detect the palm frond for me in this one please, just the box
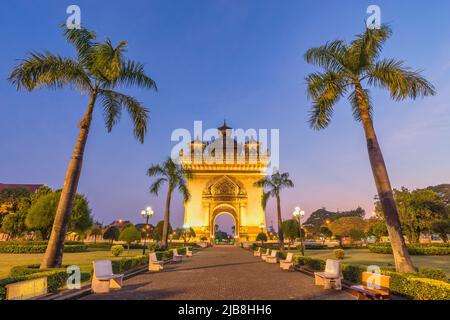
[62,24,96,67]
[118,60,157,91]
[98,90,148,143]
[147,164,166,177]
[350,24,392,70]
[8,51,92,92]
[304,40,348,73]
[150,177,167,196]
[98,90,122,132]
[177,181,191,202]
[261,191,271,210]
[366,58,436,100]
[91,39,127,83]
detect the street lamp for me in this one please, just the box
[293,207,306,256]
[140,206,154,255]
[259,223,265,233]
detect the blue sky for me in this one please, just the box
[1,0,449,233]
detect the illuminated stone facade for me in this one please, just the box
[181,122,269,243]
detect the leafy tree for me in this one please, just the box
[349,229,366,243]
[282,219,301,249]
[25,190,92,240]
[136,223,154,239]
[254,171,294,251]
[89,224,102,243]
[103,226,120,245]
[304,207,365,235]
[153,220,172,243]
[9,25,157,268]
[431,220,450,243]
[176,227,196,244]
[147,158,192,249]
[1,211,27,239]
[119,225,141,253]
[318,226,333,245]
[0,188,31,216]
[256,232,268,245]
[329,217,367,247]
[367,218,388,243]
[304,24,435,272]
[381,188,448,243]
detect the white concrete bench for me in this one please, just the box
[148,252,164,272]
[261,249,271,261]
[280,252,294,270]
[253,247,262,257]
[265,250,278,264]
[314,259,342,290]
[186,247,193,257]
[92,260,124,294]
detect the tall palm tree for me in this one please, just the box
[8,26,157,268]
[304,25,435,272]
[147,158,192,249]
[254,172,294,251]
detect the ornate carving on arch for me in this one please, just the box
[202,176,247,198]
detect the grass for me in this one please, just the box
[0,248,144,280]
[292,248,450,276]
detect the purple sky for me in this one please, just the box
[1,1,450,234]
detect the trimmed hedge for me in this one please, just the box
[293,256,326,271]
[0,244,88,254]
[383,271,450,300]
[111,255,148,274]
[368,243,450,256]
[0,241,83,246]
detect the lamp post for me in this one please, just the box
[140,206,154,255]
[293,207,306,256]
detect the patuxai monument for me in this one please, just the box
[180,122,270,243]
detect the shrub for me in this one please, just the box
[368,243,450,255]
[304,244,328,250]
[293,256,325,271]
[341,264,367,284]
[418,268,448,282]
[383,271,450,300]
[111,245,124,257]
[0,244,87,254]
[111,255,147,274]
[334,249,345,260]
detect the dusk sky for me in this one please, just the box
[1,0,449,234]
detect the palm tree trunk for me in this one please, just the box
[356,85,415,273]
[161,187,172,249]
[276,194,284,251]
[40,93,97,269]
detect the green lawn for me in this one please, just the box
[295,248,450,276]
[0,248,144,280]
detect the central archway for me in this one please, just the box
[210,203,239,243]
[213,212,236,244]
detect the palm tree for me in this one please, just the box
[304,25,435,272]
[147,158,192,249]
[254,172,294,251]
[8,26,157,268]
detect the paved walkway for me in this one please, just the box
[81,246,354,300]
